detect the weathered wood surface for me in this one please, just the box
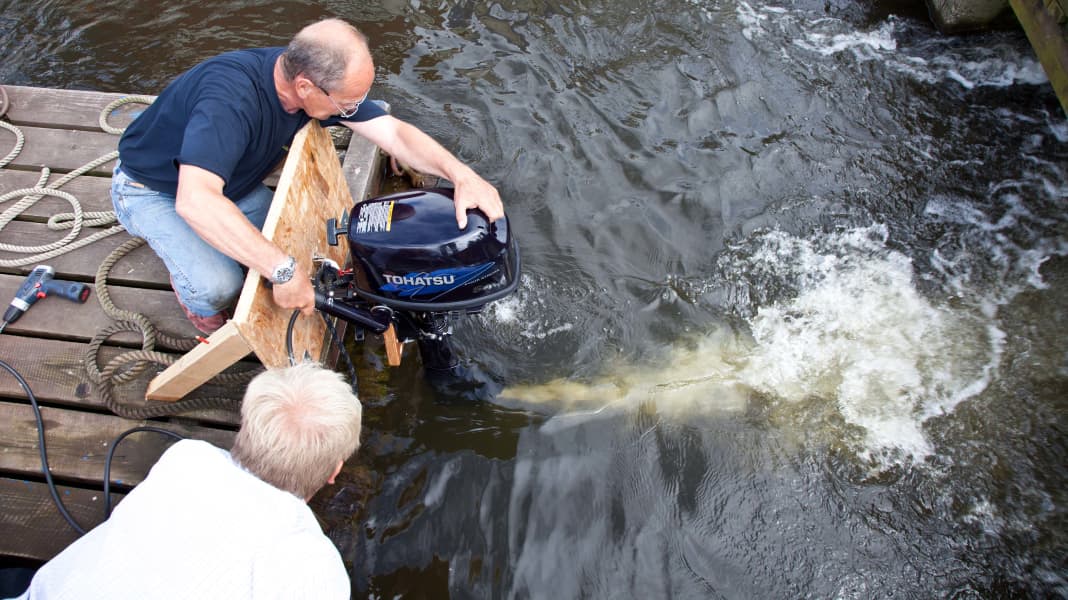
[0,477,124,560]
[0,87,234,563]
[0,222,168,285]
[0,273,197,345]
[0,337,244,427]
[1,126,118,176]
[0,402,233,486]
[2,85,149,131]
[1011,0,1068,116]
[0,171,113,219]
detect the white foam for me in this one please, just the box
[735,3,1048,90]
[483,276,577,341]
[735,227,998,466]
[504,226,1004,471]
[794,20,897,58]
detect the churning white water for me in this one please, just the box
[500,225,1001,470]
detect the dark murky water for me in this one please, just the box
[3,0,1066,597]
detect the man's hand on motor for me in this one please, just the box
[272,275,316,316]
[453,174,503,229]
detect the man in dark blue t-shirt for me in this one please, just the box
[111,18,503,333]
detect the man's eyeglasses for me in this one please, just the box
[316,83,369,118]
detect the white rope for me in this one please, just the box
[0,120,24,169]
[0,92,153,266]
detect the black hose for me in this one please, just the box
[0,358,87,535]
[286,309,300,365]
[285,305,359,394]
[103,426,184,518]
[0,357,186,535]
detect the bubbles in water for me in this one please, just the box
[483,275,577,341]
[502,226,1001,471]
[735,1,1047,89]
[735,227,998,466]
[794,19,898,58]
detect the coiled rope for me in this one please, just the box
[0,95,155,266]
[1,87,255,417]
[84,238,258,419]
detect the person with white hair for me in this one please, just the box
[11,363,363,600]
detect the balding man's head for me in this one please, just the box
[280,18,371,91]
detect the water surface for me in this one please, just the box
[2,0,1065,597]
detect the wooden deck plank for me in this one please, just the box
[1,126,119,176]
[2,85,151,132]
[0,273,199,346]
[0,337,242,426]
[0,477,123,561]
[0,402,234,486]
[0,171,113,220]
[0,223,168,286]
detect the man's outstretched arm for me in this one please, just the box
[345,115,503,229]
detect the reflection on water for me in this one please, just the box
[3,0,1066,597]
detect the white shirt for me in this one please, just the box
[15,439,349,600]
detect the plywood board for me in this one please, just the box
[232,121,354,368]
[144,321,254,402]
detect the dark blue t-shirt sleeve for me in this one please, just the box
[178,98,250,186]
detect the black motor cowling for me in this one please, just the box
[340,188,520,312]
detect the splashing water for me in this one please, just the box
[501,226,999,469]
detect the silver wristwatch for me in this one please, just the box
[270,255,297,284]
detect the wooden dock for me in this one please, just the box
[0,85,380,562]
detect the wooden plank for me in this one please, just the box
[0,223,168,286]
[0,273,200,347]
[383,325,403,366]
[1,85,152,132]
[0,401,234,486]
[0,170,113,220]
[145,321,252,402]
[1011,0,1068,116]
[0,337,241,426]
[1,126,119,176]
[231,121,353,368]
[0,477,123,561]
[342,127,384,203]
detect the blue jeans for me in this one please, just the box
[110,161,274,317]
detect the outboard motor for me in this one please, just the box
[320,188,520,381]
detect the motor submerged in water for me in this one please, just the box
[317,187,520,394]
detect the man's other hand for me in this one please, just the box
[453,175,503,229]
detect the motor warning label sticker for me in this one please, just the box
[355,201,394,234]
